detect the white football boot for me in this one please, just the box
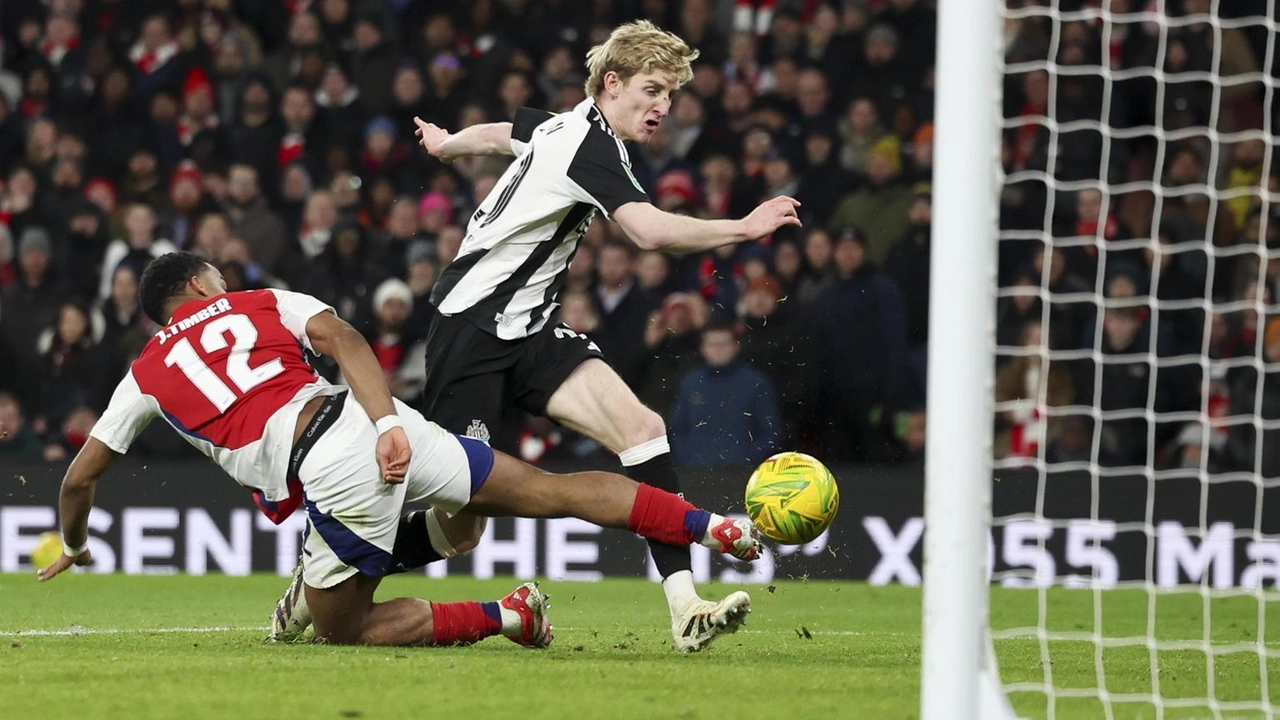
[267,555,311,643]
[670,591,753,653]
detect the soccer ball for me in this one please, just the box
[32,531,63,570]
[744,452,839,544]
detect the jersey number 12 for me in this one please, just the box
[163,314,285,411]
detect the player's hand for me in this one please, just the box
[414,117,452,162]
[742,196,802,240]
[38,549,92,582]
[376,426,412,484]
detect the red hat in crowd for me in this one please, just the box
[183,67,214,103]
[83,177,117,204]
[170,161,204,192]
[656,170,698,207]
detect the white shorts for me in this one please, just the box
[298,395,494,589]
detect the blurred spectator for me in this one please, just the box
[827,142,912,263]
[795,129,850,226]
[638,292,708,417]
[884,186,932,349]
[884,185,932,405]
[99,203,176,300]
[560,290,600,336]
[1034,246,1093,351]
[739,274,817,448]
[95,263,144,400]
[1227,317,1280,476]
[315,63,364,152]
[377,197,423,279]
[994,321,1075,460]
[636,250,679,306]
[161,161,215,250]
[118,148,166,210]
[262,10,325,94]
[670,321,781,467]
[0,392,42,460]
[2,227,69,404]
[279,85,327,181]
[366,277,420,402]
[41,406,99,463]
[592,241,649,386]
[772,237,804,300]
[839,96,893,178]
[798,227,836,304]
[812,228,908,461]
[62,201,108,292]
[1075,305,1164,467]
[350,12,398,116]
[36,302,96,426]
[299,218,384,328]
[224,163,290,279]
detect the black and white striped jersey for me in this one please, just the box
[430,99,650,340]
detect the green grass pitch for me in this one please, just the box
[1,574,1277,719]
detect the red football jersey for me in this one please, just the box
[91,289,343,503]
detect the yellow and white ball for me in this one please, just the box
[745,452,840,544]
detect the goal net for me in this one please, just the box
[980,1,1278,718]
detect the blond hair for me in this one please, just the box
[585,20,699,98]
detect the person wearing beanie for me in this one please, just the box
[368,277,422,402]
[827,139,913,264]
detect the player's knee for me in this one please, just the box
[449,516,486,555]
[431,510,485,557]
[628,408,667,447]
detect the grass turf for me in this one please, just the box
[1,574,1277,719]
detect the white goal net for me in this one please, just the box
[988,1,1278,718]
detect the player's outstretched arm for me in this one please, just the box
[304,310,411,484]
[414,117,515,162]
[613,196,802,254]
[38,438,119,581]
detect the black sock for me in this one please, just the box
[623,451,693,578]
[391,510,446,570]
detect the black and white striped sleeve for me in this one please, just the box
[510,107,555,156]
[563,131,651,219]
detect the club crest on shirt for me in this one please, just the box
[465,420,491,444]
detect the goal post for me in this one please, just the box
[921,0,1010,717]
[924,1,1278,718]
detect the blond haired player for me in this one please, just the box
[271,21,802,652]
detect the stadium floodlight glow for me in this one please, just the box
[924,1,1279,718]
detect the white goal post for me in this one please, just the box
[921,0,1011,717]
[923,1,1277,719]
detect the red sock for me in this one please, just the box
[429,601,502,646]
[626,483,704,546]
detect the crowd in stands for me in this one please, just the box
[0,0,1272,474]
[995,0,1278,473]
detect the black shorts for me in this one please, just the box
[419,311,605,439]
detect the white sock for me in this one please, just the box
[662,570,701,617]
[497,607,522,636]
[618,436,670,467]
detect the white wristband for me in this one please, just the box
[63,539,89,558]
[375,415,404,436]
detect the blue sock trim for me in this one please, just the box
[684,510,712,541]
[480,601,502,627]
[455,435,496,496]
